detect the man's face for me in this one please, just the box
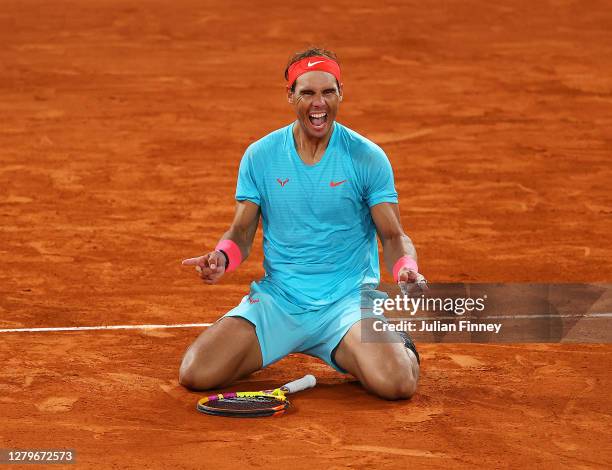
[288,71,343,139]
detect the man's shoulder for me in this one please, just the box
[336,122,388,164]
[245,124,291,158]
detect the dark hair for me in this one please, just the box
[284,47,340,92]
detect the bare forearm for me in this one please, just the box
[214,201,261,262]
[382,233,417,274]
[219,225,257,261]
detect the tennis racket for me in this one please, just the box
[196,374,316,418]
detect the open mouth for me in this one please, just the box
[308,112,328,129]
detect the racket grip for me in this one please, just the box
[282,374,316,394]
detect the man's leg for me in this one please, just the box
[179,317,262,391]
[333,318,419,400]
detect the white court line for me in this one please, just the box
[0,313,610,334]
[0,323,214,333]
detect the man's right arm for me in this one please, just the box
[219,200,261,262]
[182,200,260,284]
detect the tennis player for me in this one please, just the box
[180,48,426,400]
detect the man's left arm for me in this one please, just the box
[370,202,427,292]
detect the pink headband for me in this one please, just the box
[286,56,342,89]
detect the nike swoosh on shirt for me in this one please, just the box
[308,60,324,67]
[330,180,347,187]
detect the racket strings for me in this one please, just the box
[196,376,316,417]
[204,395,286,411]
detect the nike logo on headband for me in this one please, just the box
[307,60,325,67]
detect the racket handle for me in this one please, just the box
[282,374,316,394]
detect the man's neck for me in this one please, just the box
[292,122,334,165]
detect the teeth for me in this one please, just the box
[310,112,327,118]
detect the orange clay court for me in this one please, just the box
[1,0,611,468]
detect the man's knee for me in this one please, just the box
[178,363,199,390]
[361,352,419,400]
[179,369,217,391]
[179,356,227,391]
[178,343,226,391]
[369,367,418,400]
[179,346,215,390]
[178,318,263,391]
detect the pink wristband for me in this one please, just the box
[393,255,418,282]
[215,239,242,273]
